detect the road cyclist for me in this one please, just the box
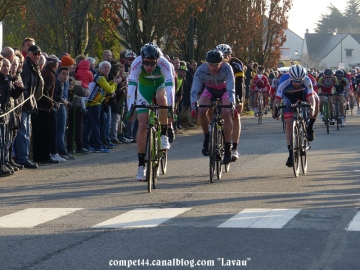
[317,69,339,125]
[215,44,243,161]
[126,43,175,181]
[190,49,235,165]
[272,65,317,168]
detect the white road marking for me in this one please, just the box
[92,208,191,228]
[218,208,301,229]
[0,208,83,228]
[346,211,360,231]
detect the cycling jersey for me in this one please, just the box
[190,62,235,109]
[229,57,244,101]
[317,75,339,95]
[276,73,315,119]
[251,74,270,92]
[127,56,175,111]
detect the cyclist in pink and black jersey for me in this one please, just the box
[190,50,235,164]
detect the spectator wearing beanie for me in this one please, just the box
[74,59,93,111]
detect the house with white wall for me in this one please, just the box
[282,28,360,70]
[302,32,360,70]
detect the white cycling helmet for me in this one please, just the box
[289,65,306,81]
[215,44,232,55]
[125,50,137,59]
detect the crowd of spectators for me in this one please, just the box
[0,37,199,177]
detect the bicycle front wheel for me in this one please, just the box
[209,123,217,183]
[216,127,223,180]
[291,121,300,177]
[152,130,159,190]
[146,129,153,192]
[300,121,308,174]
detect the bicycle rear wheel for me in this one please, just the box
[323,102,330,134]
[300,121,308,174]
[216,127,223,179]
[209,123,217,183]
[160,150,167,174]
[291,121,300,177]
[258,95,263,125]
[146,129,153,192]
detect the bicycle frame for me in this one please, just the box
[276,101,311,177]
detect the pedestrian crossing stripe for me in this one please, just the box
[0,208,360,230]
[92,208,192,228]
[0,208,83,228]
[218,208,302,229]
[347,211,360,231]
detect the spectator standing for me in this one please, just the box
[32,55,62,163]
[15,45,44,169]
[57,54,76,160]
[0,57,25,176]
[83,61,121,153]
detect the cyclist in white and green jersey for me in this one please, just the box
[127,43,175,181]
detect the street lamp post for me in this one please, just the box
[333,28,343,63]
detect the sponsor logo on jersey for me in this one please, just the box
[159,60,170,72]
[131,61,141,71]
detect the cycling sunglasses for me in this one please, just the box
[143,60,157,67]
[291,80,303,84]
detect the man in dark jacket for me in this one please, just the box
[14,45,43,169]
[32,55,61,164]
[0,57,25,176]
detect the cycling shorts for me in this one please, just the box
[136,83,165,114]
[201,87,229,102]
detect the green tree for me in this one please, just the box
[0,0,28,21]
[315,4,347,33]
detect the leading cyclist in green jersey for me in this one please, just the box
[127,43,175,181]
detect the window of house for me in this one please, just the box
[345,49,353,57]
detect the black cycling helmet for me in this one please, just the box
[335,70,344,78]
[206,50,223,64]
[324,69,333,77]
[141,43,160,59]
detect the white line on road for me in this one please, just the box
[218,208,301,229]
[92,208,191,229]
[0,208,83,228]
[346,211,360,231]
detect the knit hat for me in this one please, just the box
[61,55,75,67]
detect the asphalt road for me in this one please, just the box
[1,112,360,270]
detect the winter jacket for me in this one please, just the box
[75,60,93,89]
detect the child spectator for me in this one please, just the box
[75,59,93,113]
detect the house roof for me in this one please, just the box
[305,33,348,62]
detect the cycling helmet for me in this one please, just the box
[125,50,137,59]
[141,43,160,59]
[323,69,333,77]
[256,79,264,88]
[335,70,344,78]
[351,69,356,75]
[215,44,232,55]
[205,50,223,63]
[289,65,306,81]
